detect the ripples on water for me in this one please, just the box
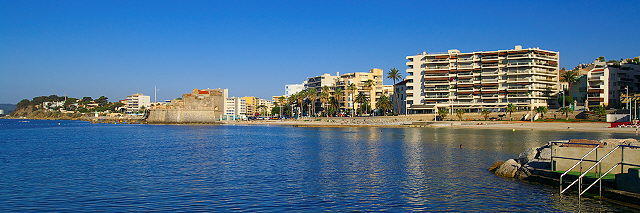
[0,119,638,212]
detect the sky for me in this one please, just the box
[1,0,639,104]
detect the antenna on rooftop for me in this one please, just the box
[154,86,157,103]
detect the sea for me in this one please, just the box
[0,119,638,212]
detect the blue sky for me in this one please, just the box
[1,0,639,104]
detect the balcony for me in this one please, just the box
[426,59,450,63]
[426,66,450,70]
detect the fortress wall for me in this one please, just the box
[147,109,222,123]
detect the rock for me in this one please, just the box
[537,147,551,160]
[488,161,504,172]
[495,159,521,178]
[518,147,537,165]
[514,167,531,179]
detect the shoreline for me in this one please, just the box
[4,116,639,133]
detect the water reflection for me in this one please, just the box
[1,120,639,212]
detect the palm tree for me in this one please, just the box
[480,109,491,120]
[257,105,267,117]
[559,107,573,120]
[277,96,286,118]
[295,91,306,117]
[333,88,344,114]
[455,109,465,121]
[437,108,448,121]
[387,68,403,114]
[377,95,392,115]
[505,103,517,121]
[534,106,548,119]
[355,92,368,116]
[364,79,375,113]
[320,86,331,117]
[560,69,579,106]
[347,83,358,117]
[307,88,317,117]
[591,105,607,116]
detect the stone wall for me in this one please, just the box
[147,109,222,123]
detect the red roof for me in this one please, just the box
[198,90,210,94]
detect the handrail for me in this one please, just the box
[581,163,619,197]
[575,146,619,198]
[559,146,600,193]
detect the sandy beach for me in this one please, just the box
[222,116,640,133]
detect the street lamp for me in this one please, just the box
[627,86,631,122]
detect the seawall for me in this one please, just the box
[147,109,222,124]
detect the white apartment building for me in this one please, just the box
[125,93,151,113]
[405,45,560,113]
[305,73,340,90]
[585,59,640,108]
[285,84,305,97]
[224,97,247,120]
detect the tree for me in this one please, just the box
[560,70,579,102]
[505,103,517,121]
[347,83,358,117]
[306,88,317,117]
[480,109,491,120]
[591,105,607,116]
[257,105,267,116]
[597,56,605,62]
[95,96,109,106]
[387,68,403,114]
[377,95,392,115]
[535,106,548,119]
[437,108,448,120]
[455,109,465,121]
[355,92,368,116]
[16,99,31,110]
[277,96,286,117]
[333,88,344,114]
[295,91,306,117]
[364,79,375,113]
[320,86,331,117]
[81,97,93,104]
[559,107,573,120]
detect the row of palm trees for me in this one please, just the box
[435,104,575,121]
[274,68,403,118]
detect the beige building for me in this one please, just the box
[241,96,273,117]
[585,59,640,108]
[148,88,227,123]
[125,93,151,113]
[405,45,560,113]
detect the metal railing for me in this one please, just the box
[552,141,640,199]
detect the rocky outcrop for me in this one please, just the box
[495,159,520,178]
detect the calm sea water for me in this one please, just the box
[1,119,639,212]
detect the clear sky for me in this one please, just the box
[1,0,639,104]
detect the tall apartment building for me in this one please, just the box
[405,45,560,113]
[285,84,305,97]
[224,97,247,120]
[305,73,339,90]
[585,59,640,108]
[241,96,273,117]
[125,93,151,113]
[335,68,385,111]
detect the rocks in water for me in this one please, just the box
[537,147,551,160]
[488,161,504,172]
[494,159,521,178]
[514,166,531,179]
[518,147,537,165]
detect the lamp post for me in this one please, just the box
[627,86,631,122]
